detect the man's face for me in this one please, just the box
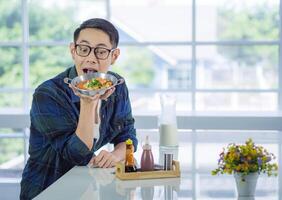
[70,28,120,76]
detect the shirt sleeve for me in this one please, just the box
[30,86,94,165]
[109,82,138,152]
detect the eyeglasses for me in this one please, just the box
[75,44,116,60]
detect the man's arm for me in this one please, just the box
[31,88,94,165]
[90,81,138,168]
[72,85,115,150]
[75,99,98,150]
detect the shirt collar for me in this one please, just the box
[69,65,78,79]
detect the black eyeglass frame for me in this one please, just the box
[75,43,116,60]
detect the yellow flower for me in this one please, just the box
[236,165,241,171]
[211,138,278,177]
[250,149,257,156]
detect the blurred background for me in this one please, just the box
[0,0,281,199]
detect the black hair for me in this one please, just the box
[73,18,119,48]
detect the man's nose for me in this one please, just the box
[86,49,98,63]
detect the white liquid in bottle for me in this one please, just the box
[159,124,178,147]
[158,94,179,165]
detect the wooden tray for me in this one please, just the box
[115,160,180,180]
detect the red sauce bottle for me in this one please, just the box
[140,136,154,171]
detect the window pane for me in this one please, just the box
[197,0,279,41]
[196,46,278,89]
[196,92,277,111]
[0,47,22,88]
[29,46,72,88]
[113,46,191,90]
[0,93,24,112]
[130,92,191,115]
[196,130,279,143]
[0,49,23,112]
[0,138,24,169]
[112,0,191,42]
[0,128,24,136]
[28,0,107,42]
[0,0,22,41]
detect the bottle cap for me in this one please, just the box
[126,138,133,145]
[142,135,151,150]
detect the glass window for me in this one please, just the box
[0,93,24,112]
[130,92,191,115]
[28,0,107,42]
[196,92,277,111]
[112,0,191,42]
[196,0,279,41]
[113,46,191,90]
[0,47,22,88]
[0,0,22,41]
[0,129,24,186]
[0,138,24,170]
[0,47,23,111]
[29,46,72,88]
[196,45,278,89]
[195,130,279,169]
[0,1,282,195]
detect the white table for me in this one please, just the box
[33,164,278,200]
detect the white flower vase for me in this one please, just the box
[234,173,259,197]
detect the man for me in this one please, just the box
[20,18,138,199]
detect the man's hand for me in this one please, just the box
[88,150,120,168]
[100,87,115,101]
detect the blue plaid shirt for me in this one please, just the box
[20,66,137,200]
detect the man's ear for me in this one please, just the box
[111,48,120,65]
[69,42,76,60]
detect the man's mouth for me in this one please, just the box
[82,68,98,74]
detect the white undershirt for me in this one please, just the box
[93,100,101,141]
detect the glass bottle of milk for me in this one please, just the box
[158,94,178,164]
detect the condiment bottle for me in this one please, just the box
[158,94,178,147]
[140,136,154,171]
[125,139,137,173]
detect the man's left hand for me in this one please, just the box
[100,87,115,101]
[88,150,119,168]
